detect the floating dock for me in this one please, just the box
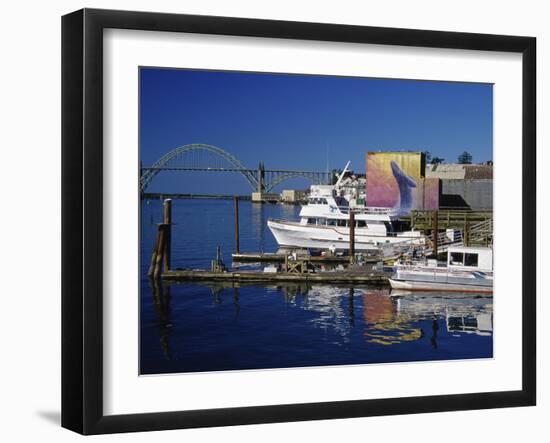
[162,269,389,285]
[231,252,382,264]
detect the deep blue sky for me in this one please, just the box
[140,68,492,194]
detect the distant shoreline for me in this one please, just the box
[141,193,251,200]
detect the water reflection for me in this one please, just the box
[232,287,241,320]
[150,278,173,360]
[348,288,355,327]
[250,203,267,253]
[149,280,493,359]
[292,285,353,340]
[141,200,493,374]
[362,291,423,345]
[393,292,493,337]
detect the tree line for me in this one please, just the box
[424,150,475,164]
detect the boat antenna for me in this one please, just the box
[335,161,351,187]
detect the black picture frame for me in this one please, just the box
[62,8,536,435]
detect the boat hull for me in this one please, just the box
[388,278,493,294]
[267,219,423,254]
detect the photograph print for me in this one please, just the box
[139,67,494,375]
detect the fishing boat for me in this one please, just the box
[267,162,424,254]
[388,246,493,293]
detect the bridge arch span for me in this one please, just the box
[263,172,326,192]
[140,144,258,192]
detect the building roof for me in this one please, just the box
[463,165,493,179]
[425,163,493,180]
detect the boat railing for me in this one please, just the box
[396,262,493,277]
[268,218,302,226]
[340,206,400,216]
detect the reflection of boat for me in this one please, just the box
[447,312,493,336]
[267,162,424,255]
[297,286,352,338]
[389,246,493,293]
[393,293,493,336]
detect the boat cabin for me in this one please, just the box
[447,246,493,272]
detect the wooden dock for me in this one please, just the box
[231,252,382,264]
[161,269,389,285]
[150,197,389,286]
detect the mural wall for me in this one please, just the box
[366,152,439,213]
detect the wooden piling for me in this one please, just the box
[153,224,168,280]
[234,196,240,254]
[432,210,438,257]
[163,199,172,271]
[349,211,355,264]
[148,226,162,278]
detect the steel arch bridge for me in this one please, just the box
[140,143,331,193]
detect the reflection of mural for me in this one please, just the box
[366,152,439,212]
[362,291,422,345]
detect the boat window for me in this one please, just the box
[337,219,347,227]
[307,218,316,225]
[450,252,464,265]
[464,253,479,267]
[327,219,337,226]
[321,198,328,204]
[357,220,367,228]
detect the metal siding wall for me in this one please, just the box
[441,179,493,210]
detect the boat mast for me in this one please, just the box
[335,161,351,188]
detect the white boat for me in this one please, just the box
[388,246,493,294]
[267,162,424,254]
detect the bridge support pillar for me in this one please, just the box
[257,162,265,193]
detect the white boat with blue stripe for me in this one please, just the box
[389,246,493,294]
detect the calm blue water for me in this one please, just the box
[140,199,493,374]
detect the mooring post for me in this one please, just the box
[148,225,162,278]
[234,196,240,254]
[432,210,438,257]
[349,211,355,264]
[163,199,172,271]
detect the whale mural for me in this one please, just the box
[366,151,439,212]
[390,160,417,214]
